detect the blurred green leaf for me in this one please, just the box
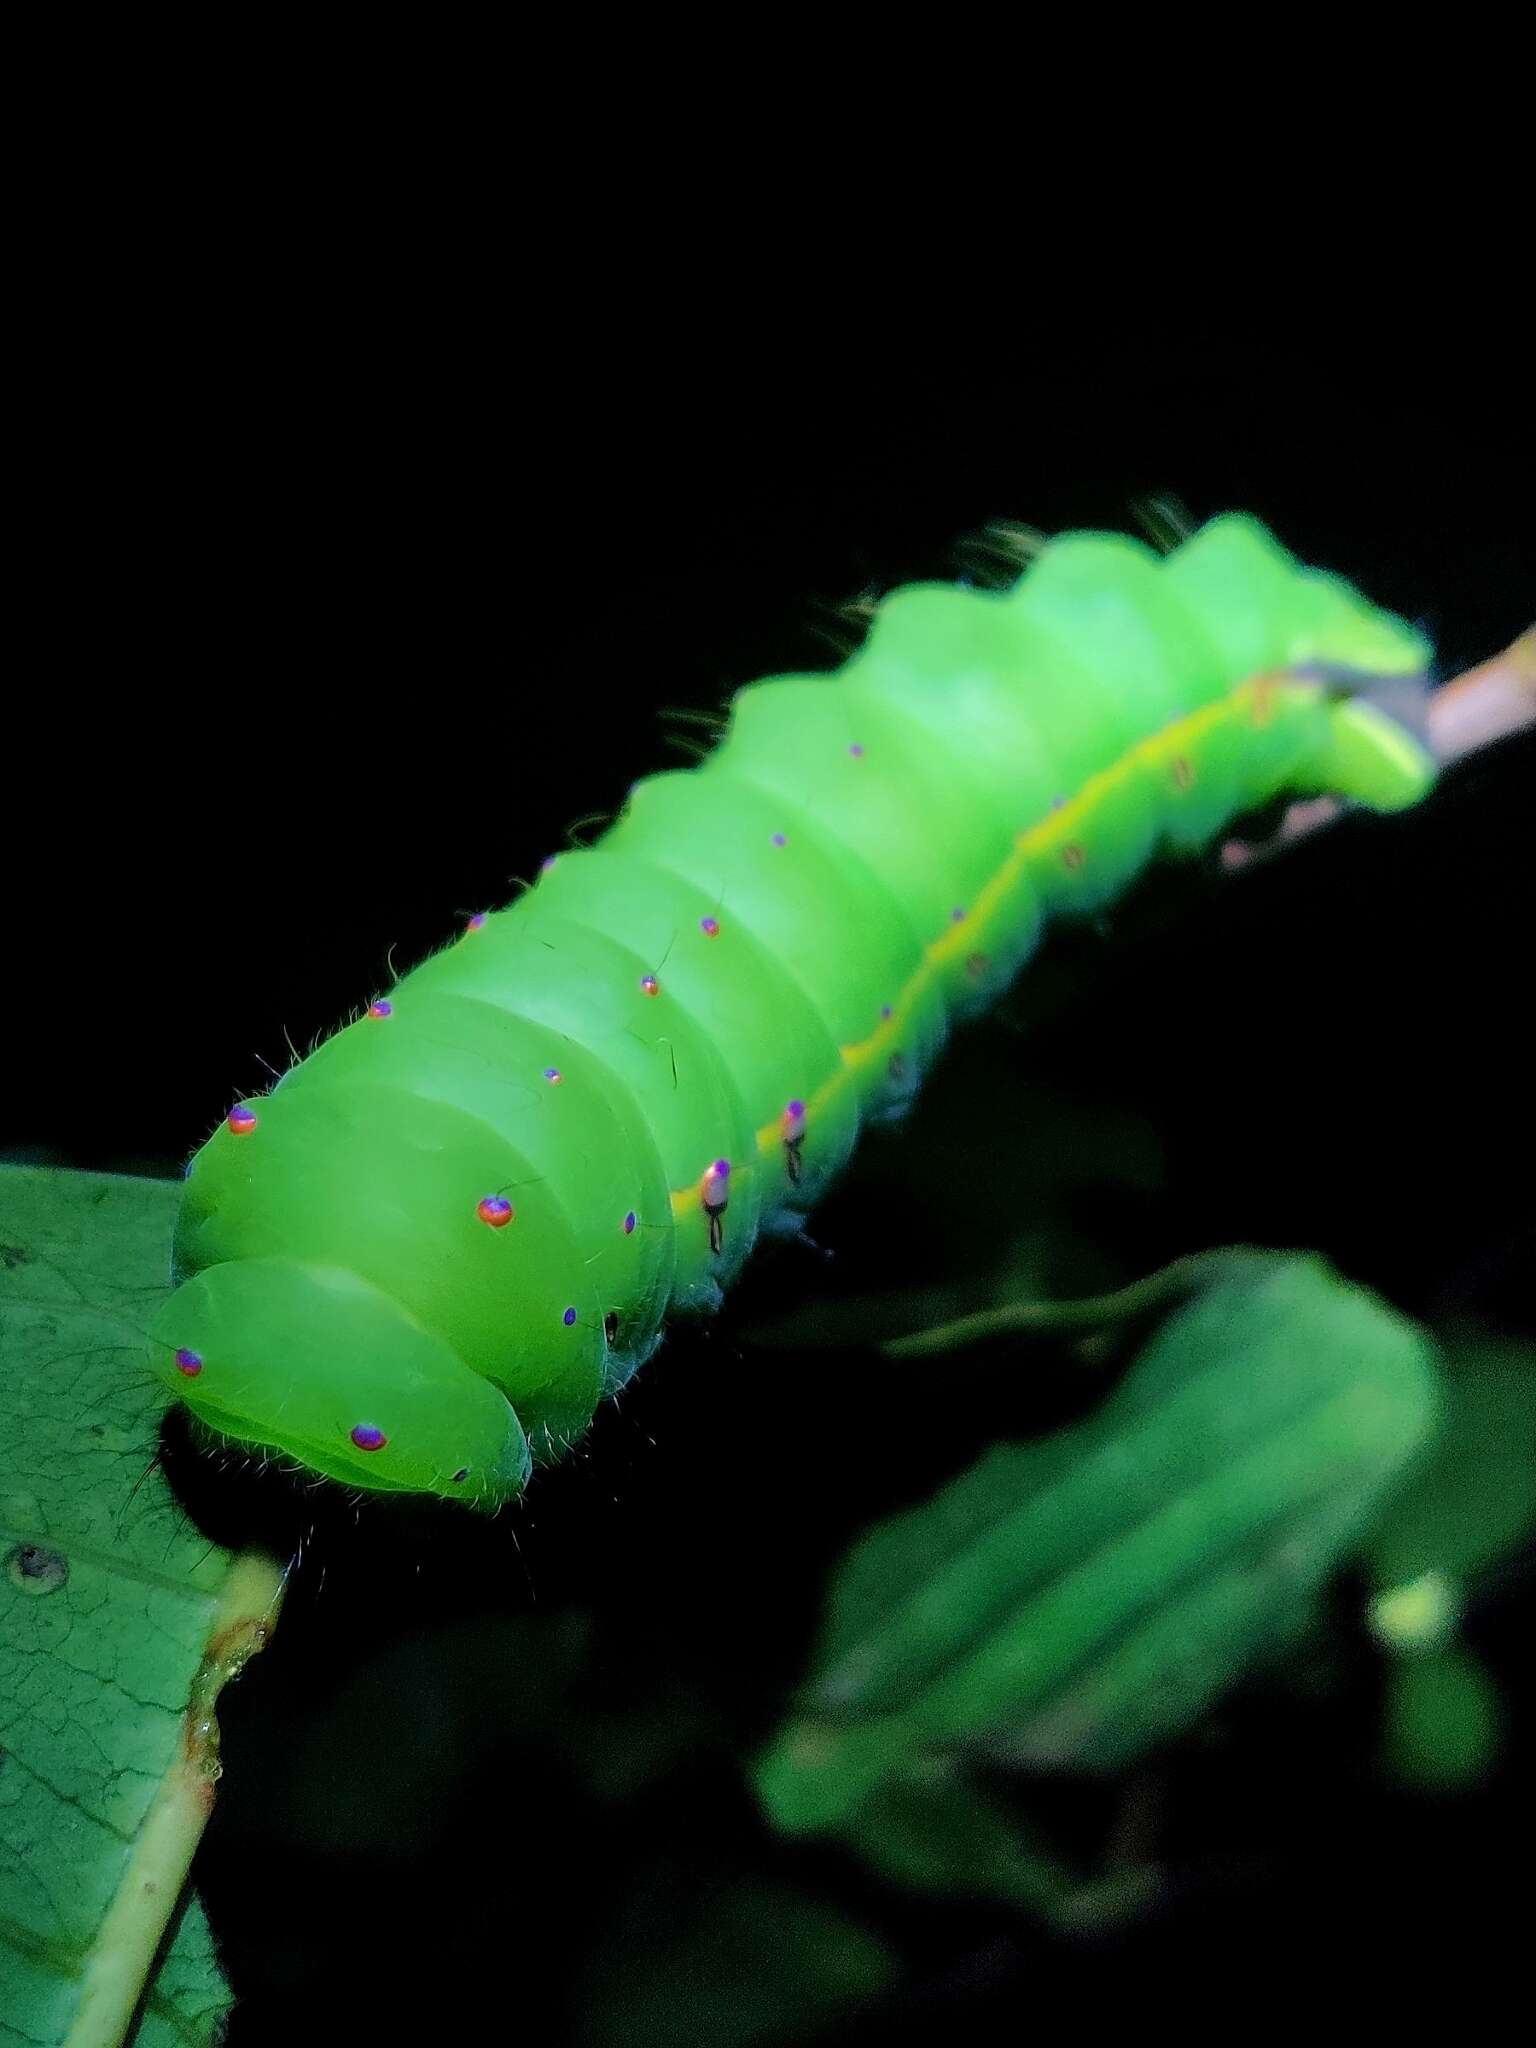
[1,1166,275,2047]
[839,1757,1073,1915]
[1380,1643,1502,1791]
[578,1878,894,2048]
[757,1257,1440,1835]
[841,1759,1163,1930]
[1363,1333,1536,1589]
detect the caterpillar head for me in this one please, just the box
[1288,568,1432,679]
[1162,514,1432,685]
[147,1257,532,1509]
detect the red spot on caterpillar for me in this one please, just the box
[465,912,487,934]
[477,1195,515,1227]
[622,1209,637,1234]
[699,916,721,938]
[847,742,865,758]
[367,999,392,1019]
[226,1107,257,1136]
[174,1348,203,1377]
[350,1423,388,1452]
[1061,843,1085,873]
[639,974,660,997]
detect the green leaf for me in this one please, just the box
[757,1257,1440,1835]
[1380,1643,1502,1791]
[839,1757,1074,1915]
[841,1759,1161,1930]
[1,1166,283,2048]
[578,1879,895,2048]
[1363,1334,1536,1589]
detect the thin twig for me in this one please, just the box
[1426,629,1536,765]
[1221,631,1535,868]
[878,1248,1280,1359]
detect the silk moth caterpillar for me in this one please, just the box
[148,513,1435,1507]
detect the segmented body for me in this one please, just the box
[150,515,1434,1506]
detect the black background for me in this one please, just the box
[6,326,1533,2041]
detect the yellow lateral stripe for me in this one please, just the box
[668,671,1321,1220]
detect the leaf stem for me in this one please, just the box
[64,1548,287,2048]
[878,1247,1284,1358]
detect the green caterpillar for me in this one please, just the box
[148,513,1435,1507]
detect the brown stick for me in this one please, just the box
[1220,631,1535,868]
[1426,629,1536,765]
